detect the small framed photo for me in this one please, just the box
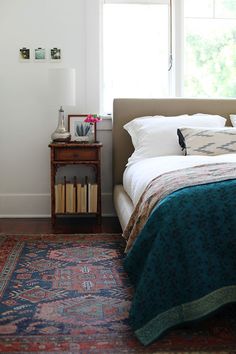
[34,47,46,60]
[68,115,96,143]
[50,47,61,61]
[19,47,30,61]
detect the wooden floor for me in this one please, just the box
[0,217,122,234]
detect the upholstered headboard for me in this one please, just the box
[112,98,236,185]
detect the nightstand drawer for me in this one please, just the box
[55,148,98,161]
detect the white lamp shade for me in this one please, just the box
[49,68,76,107]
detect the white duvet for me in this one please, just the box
[123,154,236,206]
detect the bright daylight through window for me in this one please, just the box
[102,0,236,112]
[102,0,170,113]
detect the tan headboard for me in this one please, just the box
[112,98,236,185]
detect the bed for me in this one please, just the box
[112,98,236,345]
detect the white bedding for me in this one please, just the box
[123,154,236,206]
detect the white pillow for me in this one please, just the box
[123,115,157,148]
[124,114,226,165]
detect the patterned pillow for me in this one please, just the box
[177,127,236,156]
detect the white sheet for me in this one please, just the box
[123,154,236,206]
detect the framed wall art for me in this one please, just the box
[34,48,46,61]
[50,48,61,61]
[68,115,96,143]
[19,47,62,63]
[19,47,30,61]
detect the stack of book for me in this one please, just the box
[54,177,98,214]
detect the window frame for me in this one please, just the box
[172,0,184,97]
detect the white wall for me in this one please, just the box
[0,0,114,217]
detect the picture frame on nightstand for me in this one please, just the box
[68,114,96,143]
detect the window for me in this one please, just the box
[102,0,171,113]
[101,0,236,111]
[184,0,236,97]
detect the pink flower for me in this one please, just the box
[84,114,102,123]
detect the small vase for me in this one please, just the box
[88,123,95,143]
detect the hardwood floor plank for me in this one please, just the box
[0,217,122,234]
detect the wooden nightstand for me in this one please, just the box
[49,142,102,224]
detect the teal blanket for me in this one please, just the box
[124,179,236,345]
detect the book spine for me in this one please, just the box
[61,183,65,213]
[55,184,59,213]
[55,183,66,213]
[88,182,91,212]
[66,182,75,213]
[77,183,82,212]
[93,184,98,213]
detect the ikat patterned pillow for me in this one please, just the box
[177,127,236,156]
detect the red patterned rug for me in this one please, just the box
[0,233,236,353]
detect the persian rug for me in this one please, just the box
[0,234,236,354]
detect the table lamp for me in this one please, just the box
[49,68,76,141]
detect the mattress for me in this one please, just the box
[113,185,133,231]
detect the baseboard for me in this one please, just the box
[0,193,115,218]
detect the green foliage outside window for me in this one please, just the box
[184,0,236,98]
[185,29,236,97]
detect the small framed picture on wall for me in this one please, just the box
[50,48,61,61]
[34,48,46,61]
[19,47,30,61]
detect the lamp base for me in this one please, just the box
[51,130,71,142]
[51,106,71,142]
